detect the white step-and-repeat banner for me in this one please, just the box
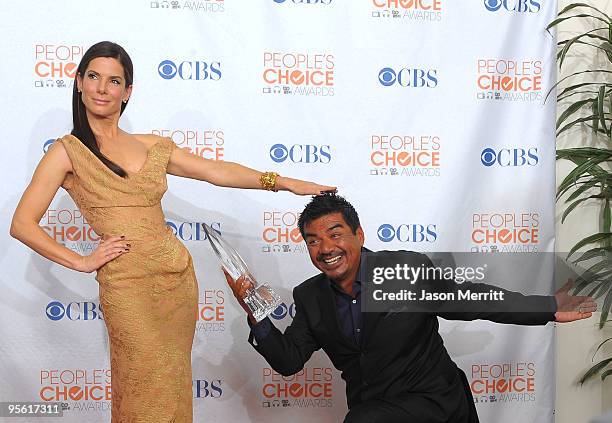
[1,0,556,422]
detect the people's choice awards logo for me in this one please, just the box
[41,209,101,255]
[470,362,536,405]
[150,0,225,13]
[262,52,334,96]
[152,129,224,160]
[39,368,111,412]
[371,0,442,21]
[197,290,225,333]
[34,44,83,88]
[261,211,306,254]
[477,59,543,101]
[369,135,440,177]
[471,212,540,253]
[261,367,334,408]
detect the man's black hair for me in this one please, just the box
[298,194,360,237]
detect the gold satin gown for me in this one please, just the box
[59,135,198,422]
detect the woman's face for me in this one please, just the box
[77,57,132,118]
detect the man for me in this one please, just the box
[225,194,596,423]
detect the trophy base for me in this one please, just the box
[244,283,283,322]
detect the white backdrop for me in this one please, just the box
[0,0,558,422]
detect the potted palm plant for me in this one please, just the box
[547,2,612,383]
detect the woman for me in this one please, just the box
[10,41,334,422]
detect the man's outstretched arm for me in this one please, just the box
[225,271,320,376]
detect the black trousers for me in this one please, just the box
[343,370,478,423]
[343,399,414,423]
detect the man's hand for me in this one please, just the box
[554,279,598,323]
[223,269,257,324]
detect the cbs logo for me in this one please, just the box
[193,379,223,398]
[166,221,221,241]
[43,139,55,153]
[480,147,538,167]
[269,143,331,164]
[484,0,541,12]
[378,67,438,88]
[377,224,438,243]
[46,301,103,321]
[270,302,296,320]
[158,60,222,81]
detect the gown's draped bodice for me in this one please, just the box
[59,135,191,282]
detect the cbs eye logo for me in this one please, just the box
[377,224,396,242]
[158,60,177,79]
[484,0,503,10]
[378,68,396,87]
[480,148,496,166]
[270,144,289,162]
[270,303,296,320]
[43,139,55,153]
[46,301,65,321]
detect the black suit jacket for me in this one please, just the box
[248,251,556,422]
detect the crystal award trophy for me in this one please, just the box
[203,224,282,322]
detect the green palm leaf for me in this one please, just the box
[557,115,600,136]
[556,3,611,20]
[562,195,600,223]
[595,281,611,299]
[600,285,612,328]
[548,14,610,32]
[557,98,594,128]
[568,233,612,258]
[558,30,612,68]
[573,246,612,263]
[580,358,612,385]
[559,155,611,191]
[566,178,601,202]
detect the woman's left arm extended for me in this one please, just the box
[166,147,336,195]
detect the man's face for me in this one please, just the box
[304,212,364,285]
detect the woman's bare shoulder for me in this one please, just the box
[45,139,73,173]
